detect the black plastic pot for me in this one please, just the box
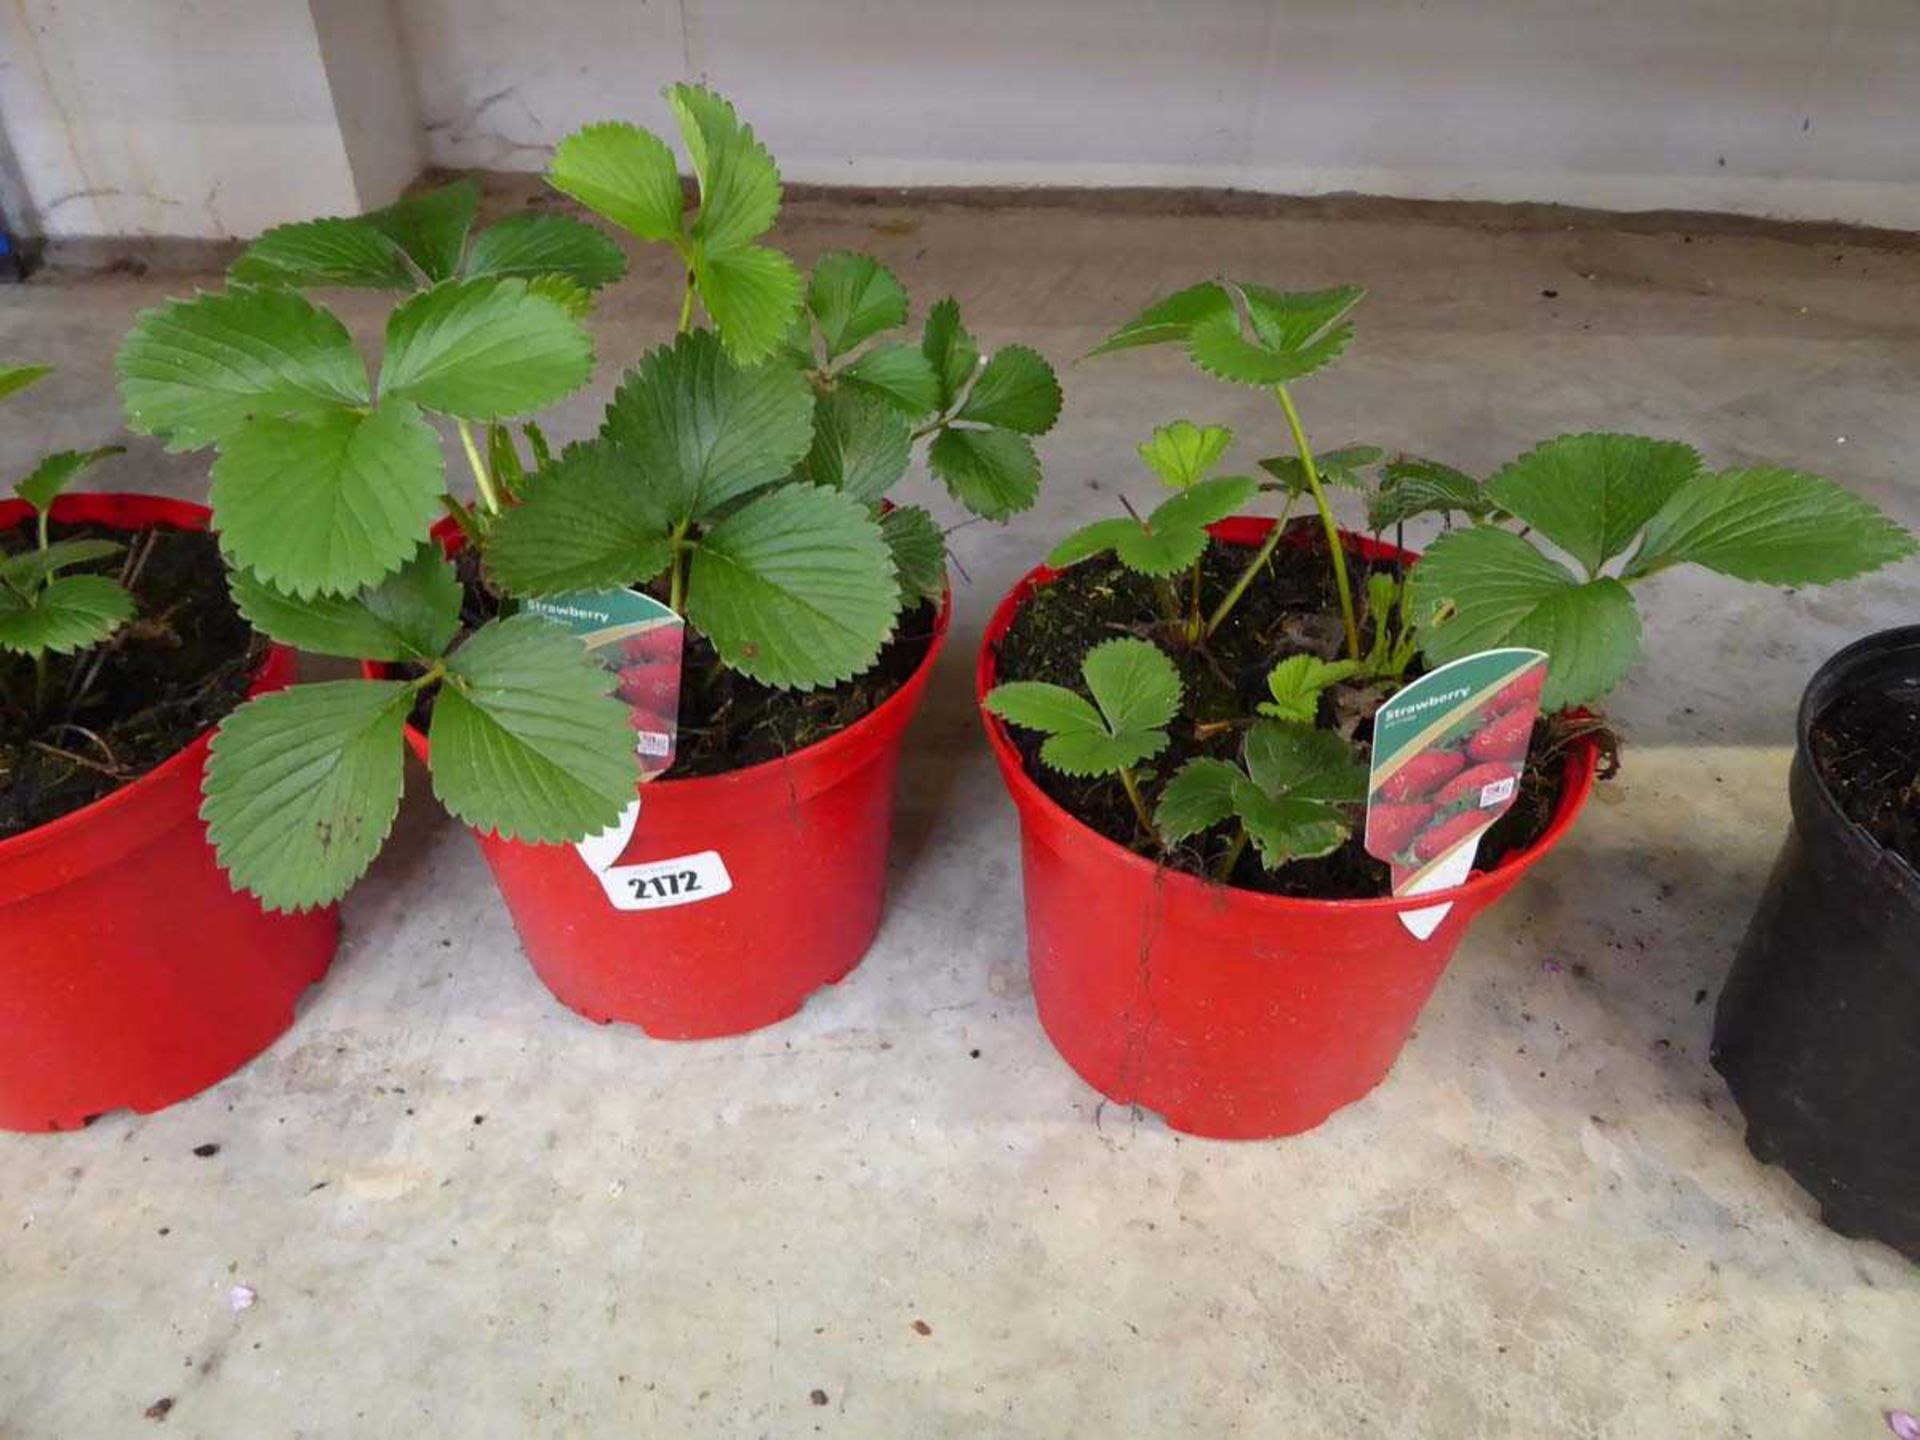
[1712,625,1920,1258]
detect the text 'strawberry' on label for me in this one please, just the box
[1366,648,1548,939]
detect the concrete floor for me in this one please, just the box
[2,191,1918,1439]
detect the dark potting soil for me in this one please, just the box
[990,523,1581,901]
[1808,681,1920,870]
[0,522,261,840]
[423,551,939,779]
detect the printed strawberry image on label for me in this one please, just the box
[1365,648,1548,939]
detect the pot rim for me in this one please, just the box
[0,491,290,863]
[1793,622,1920,890]
[975,515,1600,917]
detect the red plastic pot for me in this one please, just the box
[0,493,337,1133]
[378,528,950,1039]
[978,518,1599,1140]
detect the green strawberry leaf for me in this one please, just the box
[668,83,782,253]
[0,538,123,592]
[839,341,941,418]
[879,503,946,603]
[367,180,479,283]
[686,483,898,689]
[600,330,814,525]
[1082,635,1182,736]
[800,388,910,504]
[1625,465,1917,584]
[955,345,1062,435]
[1369,456,1493,529]
[987,638,1179,778]
[921,298,980,409]
[209,401,445,598]
[1229,780,1350,867]
[982,681,1105,737]
[462,213,628,290]
[1139,420,1233,488]
[808,252,909,360]
[693,244,805,364]
[230,217,416,289]
[547,121,685,243]
[16,446,123,513]
[201,679,413,911]
[483,441,674,596]
[1258,444,1382,495]
[1258,655,1361,722]
[0,364,53,403]
[1409,525,1644,710]
[117,288,370,450]
[1154,757,1242,842]
[928,426,1040,520]
[380,276,594,421]
[1087,280,1234,356]
[1187,282,1361,387]
[430,613,639,842]
[229,545,462,662]
[1487,432,1701,576]
[1047,518,1141,571]
[0,574,133,656]
[1241,719,1368,803]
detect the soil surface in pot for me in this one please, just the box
[1809,680,1920,870]
[991,523,1577,900]
[1,521,261,840]
[427,555,939,779]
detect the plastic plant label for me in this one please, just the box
[1366,647,1548,940]
[524,589,684,777]
[524,589,718,912]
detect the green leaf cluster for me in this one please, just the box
[549,85,797,362]
[206,550,637,911]
[1156,721,1367,869]
[231,179,627,298]
[1091,280,1363,388]
[118,277,595,599]
[0,366,129,661]
[1408,433,1917,709]
[984,637,1180,778]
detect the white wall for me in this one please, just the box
[0,0,418,239]
[4,0,1918,238]
[399,0,1920,230]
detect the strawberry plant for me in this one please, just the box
[983,637,1179,831]
[114,83,1059,913]
[0,364,128,713]
[494,88,1060,665]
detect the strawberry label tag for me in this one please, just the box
[524,590,715,912]
[1366,648,1547,940]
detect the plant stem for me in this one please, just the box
[1215,827,1249,882]
[438,494,486,549]
[1152,575,1181,625]
[667,522,691,613]
[1117,765,1153,835]
[1204,493,1297,638]
[1187,563,1203,644]
[32,651,48,715]
[1273,384,1361,660]
[677,273,696,334]
[456,419,501,515]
